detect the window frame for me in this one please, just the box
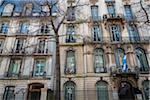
[33,58,46,76]
[0,22,9,34]
[127,24,140,42]
[124,5,133,20]
[19,22,29,34]
[91,5,99,20]
[96,81,109,100]
[135,48,149,72]
[65,50,76,74]
[109,24,121,42]
[92,24,102,42]
[67,6,76,21]
[66,25,76,43]
[3,86,15,100]
[94,48,106,73]
[64,81,76,100]
[8,59,22,77]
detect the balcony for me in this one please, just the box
[90,37,150,44]
[33,48,51,56]
[4,72,20,78]
[103,13,124,22]
[94,67,107,73]
[89,16,101,22]
[2,71,51,80]
[110,66,138,77]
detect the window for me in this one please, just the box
[135,48,149,72]
[91,5,99,21]
[2,4,14,16]
[14,38,25,53]
[35,39,48,53]
[94,49,105,73]
[3,86,15,100]
[0,39,4,53]
[8,59,22,77]
[0,22,9,34]
[66,25,76,43]
[92,25,102,41]
[107,4,116,17]
[143,81,150,100]
[33,59,46,76]
[19,22,29,34]
[67,6,75,21]
[41,24,49,34]
[23,3,32,16]
[28,83,44,100]
[115,48,125,69]
[96,81,109,100]
[109,24,121,41]
[64,81,76,100]
[128,24,140,42]
[65,50,76,74]
[124,5,133,20]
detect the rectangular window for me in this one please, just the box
[66,25,76,43]
[8,59,22,77]
[124,5,133,20]
[35,39,48,53]
[41,24,49,34]
[3,86,15,100]
[109,24,121,41]
[0,22,9,34]
[14,38,25,53]
[107,4,116,17]
[91,6,99,21]
[65,51,76,74]
[0,39,4,53]
[20,22,29,34]
[34,59,46,76]
[128,24,140,42]
[92,25,102,42]
[67,6,75,21]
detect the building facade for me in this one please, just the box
[60,0,150,100]
[0,0,56,100]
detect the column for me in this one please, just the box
[40,88,47,100]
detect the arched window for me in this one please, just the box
[96,81,109,100]
[64,81,76,100]
[65,50,76,74]
[115,48,125,68]
[142,81,150,100]
[135,48,149,72]
[94,48,106,73]
[3,3,14,16]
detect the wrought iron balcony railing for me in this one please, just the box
[89,16,102,22]
[103,13,124,21]
[90,37,150,44]
[94,67,107,73]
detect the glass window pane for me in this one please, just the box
[96,81,109,100]
[66,51,75,74]
[34,59,46,76]
[135,49,149,72]
[64,82,75,100]
[91,6,98,19]
[3,86,15,100]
